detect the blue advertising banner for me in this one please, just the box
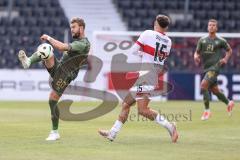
[168,73,240,101]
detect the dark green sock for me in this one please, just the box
[29,52,41,65]
[202,89,210,110]
[215,92,229,105]
[49,100,59,130]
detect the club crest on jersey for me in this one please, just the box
[207,71,216,78]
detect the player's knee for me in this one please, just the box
[201,84,208,93]
[123,98,136,106]
[49,90,60,101]
[200,84,207,91]
[210,86,219,95]
[122,102,131,110]
[138,108,148,116]
[51,114,59,121]
[200,80,209,90]
[211,89,218,95]
[121,102,131,115]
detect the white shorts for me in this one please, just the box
[130,64,164,100]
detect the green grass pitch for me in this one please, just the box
[0,101,239,160]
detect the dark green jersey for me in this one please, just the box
[60,37,90,79]
[196,35,230,72]
[61,37,90,62]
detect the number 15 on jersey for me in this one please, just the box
[154,42,167,65]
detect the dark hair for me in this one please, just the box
[156,15,170,28]
[71,17,85,29]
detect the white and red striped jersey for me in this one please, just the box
[134,30,172,65]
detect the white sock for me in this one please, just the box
[155,114,172,130]
[52,130,58,133]
[110,120,123,133]
[204,109,210,112]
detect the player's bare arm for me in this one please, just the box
[40,34,69,52]
[219,47,232,66]
[194,50,201,65]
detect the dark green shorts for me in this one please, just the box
[46,57,74,96]
[203,71,218,87]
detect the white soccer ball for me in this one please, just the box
[37,43,54,60]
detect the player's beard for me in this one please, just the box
[72,31,80,39]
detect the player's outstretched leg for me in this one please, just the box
[210,85,234,116]
[200,79,211,121]
[46,90,61,141]
[18,50,41,69]
[137,97,179,143]
[98,102,132,141]
[98,94,135,141]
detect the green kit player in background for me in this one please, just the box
[194,19,234,121]
[18,17,90,140]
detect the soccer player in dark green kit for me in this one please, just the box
[194,19,234,121]
[18,17,90,140]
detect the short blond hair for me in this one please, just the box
[208,19,218,25]
[71,17,85,29]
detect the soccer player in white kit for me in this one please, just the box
[98,15,179,143]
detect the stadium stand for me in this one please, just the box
[0,0,69,68]
[114,0,239,32]
[113,0,240,72]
